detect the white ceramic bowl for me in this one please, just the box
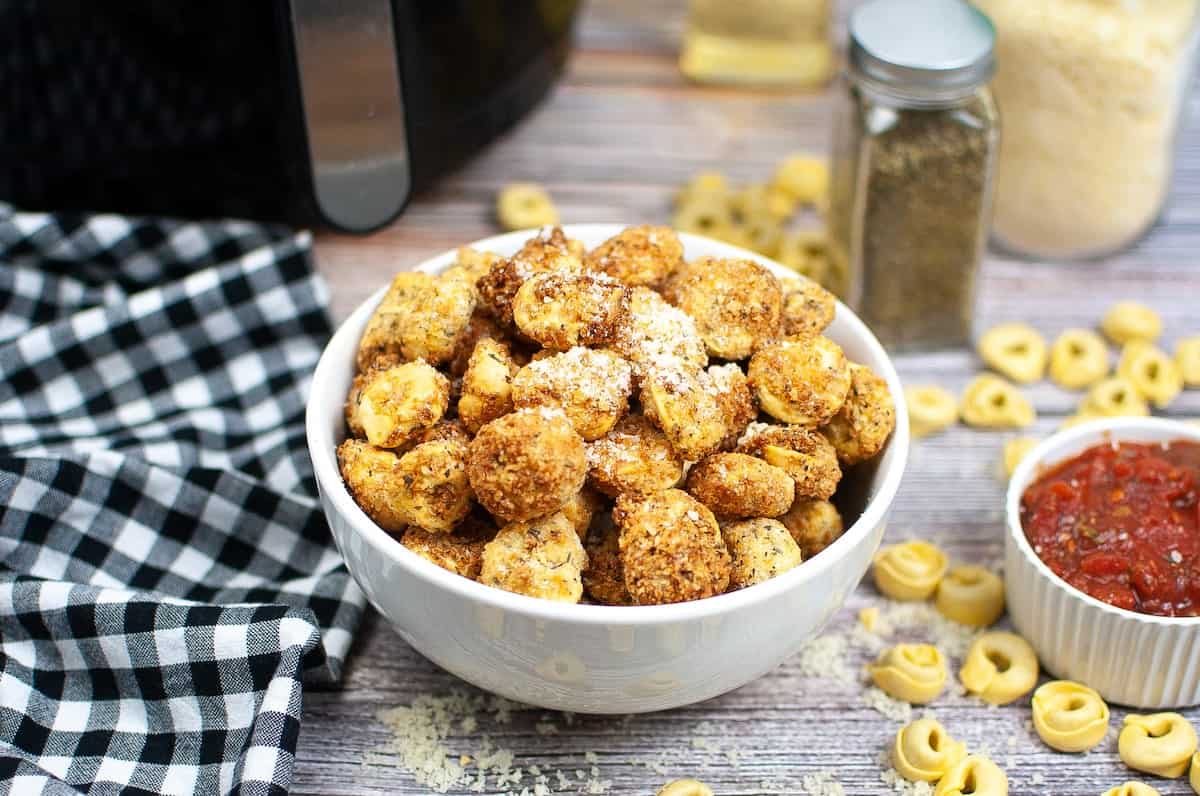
[1005,417,1200,709]
[307,224,910,713]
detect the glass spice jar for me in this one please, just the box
[973,0,1200,260]
[827,0,1000,351]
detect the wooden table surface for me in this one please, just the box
[296,2,1200,793]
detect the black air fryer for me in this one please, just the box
[0,1,579,232]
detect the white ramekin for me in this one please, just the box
[1005,417,1200,709]
[307,224,909,713]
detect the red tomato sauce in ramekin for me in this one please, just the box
[1020,440,1200,617]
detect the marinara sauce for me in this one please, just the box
[1020,440,1200,617]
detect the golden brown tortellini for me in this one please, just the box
[511,347,634,441]
[458,338,518,434]
[336,439,409,533]
[356,271,477,370]
[584,225,684,288]
[476,226,583,327]
[640,367,728,461]
[778,497,844,559]
[737,424,842,500]
[586,414,684,497]
[685,453,795,518]
[466,408,587,522]
[389,439,474,533]
[780,276,836,338]
[707,363,758,450]
[581,517,634,606]
[615,489,731,605]
[479,512,587,603]
[721,518,804,589]
[512,271,628,350]
[664,256,782,359]
[748,336,851,425]
[345,360,450,449]
[613,287,709,377]
[821,362,896,466]
[401,516,495,579]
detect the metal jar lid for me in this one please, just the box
[849,0,995,101]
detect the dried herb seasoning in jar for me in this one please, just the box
[828,0,999,351]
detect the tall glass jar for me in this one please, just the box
[828,0,1000,352]
[679,0,833,89]
[974,0,1199,260]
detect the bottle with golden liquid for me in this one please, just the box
[679,0,833,88]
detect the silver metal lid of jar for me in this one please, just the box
[849,0,995,101]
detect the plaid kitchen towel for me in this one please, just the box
[0,204,365,795]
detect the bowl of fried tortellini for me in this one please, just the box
[307,224,909,712]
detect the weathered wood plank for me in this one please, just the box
[297,0,1200,793]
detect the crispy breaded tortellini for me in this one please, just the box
[346,360,450,449]
[1118,713,1198,779]
[337,439,409,533]
[978,323,1047,384]
[559,486,601,538]
[722,518,804,589]
[466,408,587,522]
[685,453,795,518]
[960,632,1039,706]
[779,498,843,559]
[512,347,634,441]
[640,366,728,461]
[512,271,628,350]
[1049,328,1110,389]
[749,336,851,425]
[586,414,683,497]
[665,256,782,359]
[614,286,709,376]
[707,363,758,450]
[869,643,947,705]
[1118,341,1184,409]
[615,489,731,605]
[1031,681,1110,753]
[356,271,477,370]
[821,362,896,466]
[389,439,474,533]
[401,516,495,579]
[458,338,518,433]
[780,276,836,338]
[584,225,683,288]
[582,518,634,606]
[737,423,841,500]
[893,718,968,783]
[479,512,587,603]
[476,226,583,327]
[934,756,1007,796]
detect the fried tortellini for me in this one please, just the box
[685,453,795,518]
[340,226,896,605]
[665,256,782,359]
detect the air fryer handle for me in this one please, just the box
[288,0,411,233]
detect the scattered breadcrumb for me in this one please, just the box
[801,770,846,796]
[878,751,935,796]
[862,686,913,723]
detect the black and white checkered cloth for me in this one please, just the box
[0,204,365,795]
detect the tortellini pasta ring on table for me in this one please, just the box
[959,632,1039,706]
[656,779,714,796]
[868,643,948,705]
[671,192,735,240]
[1081,376,1150,418]
[1102,783,1162,796]
[960,374,1036,429]
[1002,437,1040,479]
[1030,680,1110,753]
[496,182,559,231]
[892,718,968,783]
[770,154,829,206]
[977,323,1047,384]
[1191,750,1199,794]
[1117,341,1184,409]
[904,385,959,438]
[1102,301,1163,345]
[675,172,729,206]
[935,565,1005,627]
[1118,712,1198,779]
[1049,328,1110,389]
[872,540,949,601]
[933,755,1008,796]
[1178,336,1200,388]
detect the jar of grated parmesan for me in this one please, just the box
[974,0,1200,260]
